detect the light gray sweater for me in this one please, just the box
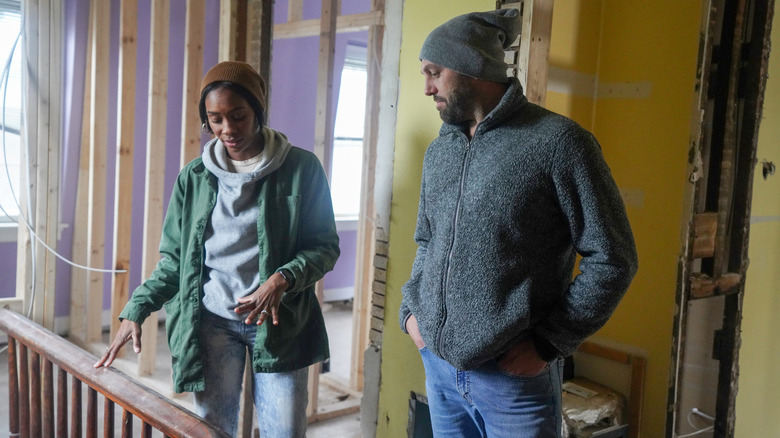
[201,128,291,320]
[400,78,638,369]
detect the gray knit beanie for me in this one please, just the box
[420,9,521,83]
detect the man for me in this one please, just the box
[399,9,638,437]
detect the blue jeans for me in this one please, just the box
[420,347,562,438]
[194,310,309,437]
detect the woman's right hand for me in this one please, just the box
[93,319,143,368]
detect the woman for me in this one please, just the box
[94,61,340,438]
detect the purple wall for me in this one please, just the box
[0,0,367,310]
[269,2,367,290]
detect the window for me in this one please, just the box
[0,0,23,231]
[330,43,367,221]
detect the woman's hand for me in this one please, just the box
[234,272,289,326]
[93,319,142,368]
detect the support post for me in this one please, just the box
[109,0,138,344]
[86,0,111,344]
[180,0,206,168]
[308,0,338,420]
[351,0,384,392]
[69,0,95,347]
[137,0,170,376]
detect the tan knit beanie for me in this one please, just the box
[200,61,267,112]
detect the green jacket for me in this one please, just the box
[119,146,340,393]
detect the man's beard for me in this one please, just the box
[437,76,476,125]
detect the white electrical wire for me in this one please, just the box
[1,27,126,277]
[675,408,714,437]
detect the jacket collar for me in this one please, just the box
[438,77,528,137]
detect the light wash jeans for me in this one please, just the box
[420,347,563,438]
[194,310,309,437]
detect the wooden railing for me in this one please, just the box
[0,308,230,437]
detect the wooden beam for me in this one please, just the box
[628,355,646,438]
[218,0,240,61]
[68,0,95,348]
[180,0,206,168]
[712,0,748,278]
[109,0,138,345]
[86,0,111,343]
[273,10,383,40]
[312,0,337,177]
[246,0,274,94]
[287,0,303,22]
[690,272,742,299]
[29,0,60,330]
[308,0,338,420]
[237,355,253,438]
[351,0,384,392]
[137,0,169,376]
[518,0,553,106]
[46,0,62,330]
[309,397,360,423]
[692,212,717,258]
[578,341,630,365]
[0,298,24,314]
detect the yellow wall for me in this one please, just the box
[376,3,496,436]
[377,1,702,437]
[735,14,780,436]
[590,1,702,435]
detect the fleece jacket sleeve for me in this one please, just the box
[533,128,639,358]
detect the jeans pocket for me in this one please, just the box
[495,360,550,379]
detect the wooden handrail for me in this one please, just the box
[0,308,230,437]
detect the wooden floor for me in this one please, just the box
[0,302,362,437]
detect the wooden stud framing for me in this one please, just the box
[351,0,385,391]
[180,0,206,168]
[670,0,775,435]
[519,0,553,106]
[287,0,303,22]
[712,0,773,433]
[273,11,383,40]
[499,0,554,106]
[137,0,170,376]
[68,0,95,347]
[218,0,240,62]
[31,0,61,330]
[86,0,111,344]
[20,0,40,325]
[10,0,63,331]
[312,0,338,177]
[18,0,40,324]
[711,0,747,278]
[9,0,63,328]
[15,0,37,324]
[692,212,717,258]
[109,0,139,344]
[307,0,338,421]
[247,0,274,91]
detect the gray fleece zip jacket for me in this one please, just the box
[399,77,638,370]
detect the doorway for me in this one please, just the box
[669,1,774,436]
